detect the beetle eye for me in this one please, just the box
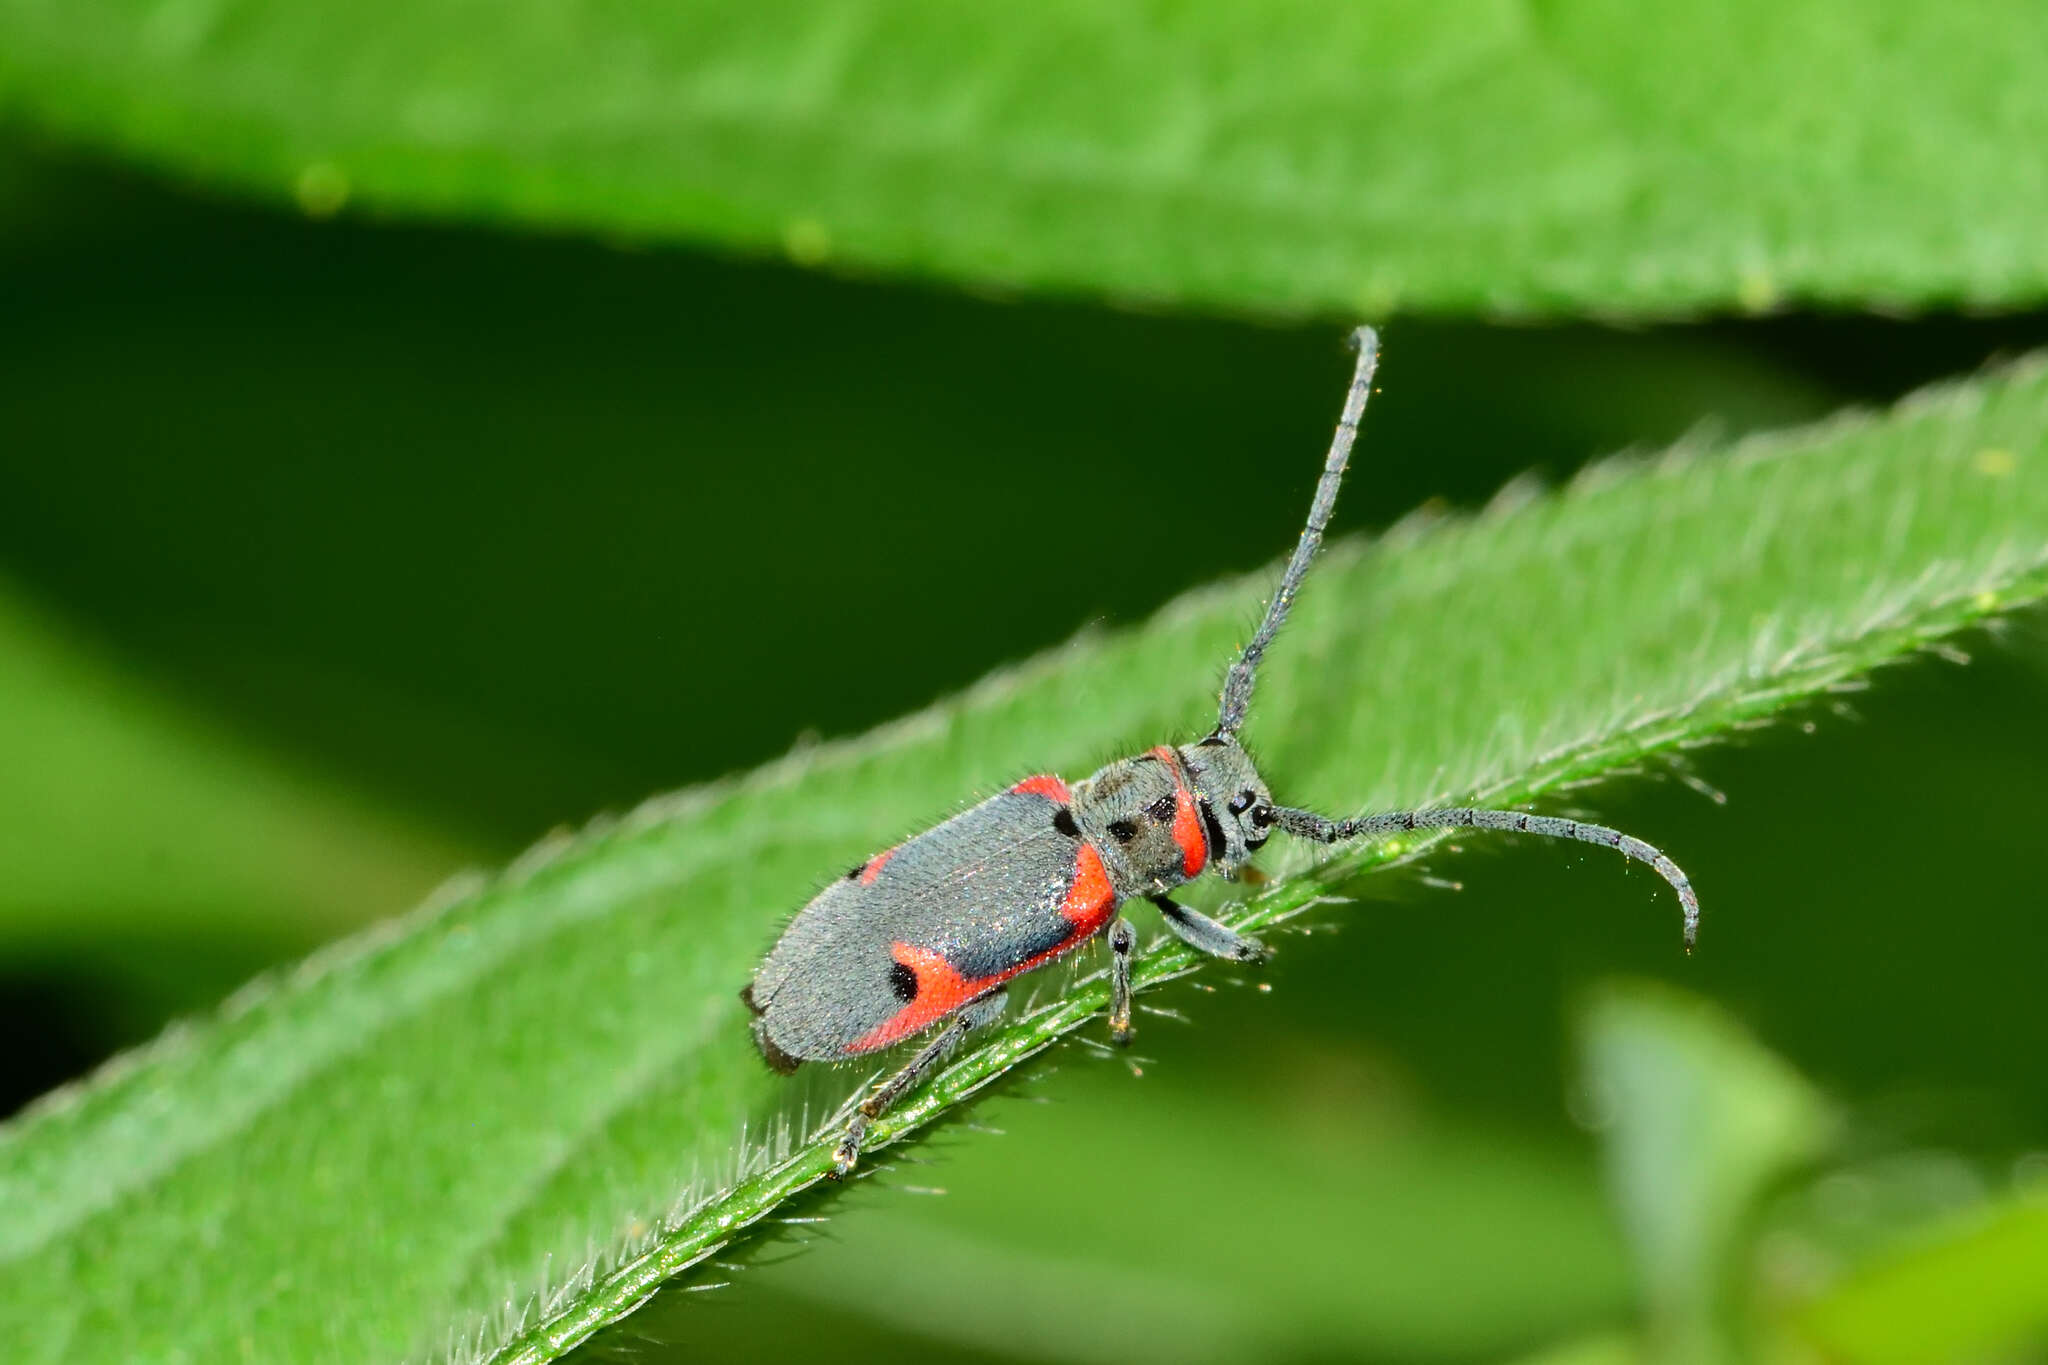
[1227,790,1256,815]
[1250,805,1276,828]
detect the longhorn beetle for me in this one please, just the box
[743,327,1700,1176]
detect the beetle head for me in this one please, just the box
[1180,734,1274,878]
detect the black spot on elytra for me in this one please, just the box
[888,960,919,1003]
[845,864,864,881]
[1146,793,1178,823]
[1052,806,1080,838]
[1108,819,1137,843]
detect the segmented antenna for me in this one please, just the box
[1216,325,1381,737]
[1271,805,1701,951]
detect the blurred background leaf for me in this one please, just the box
[1792,1186,2048,1364]
[0,578,467,946]
[2,2,2046,315]
[1578,984,1835,1361]
[0,573,472,1091]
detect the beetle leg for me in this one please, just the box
[833,988,1009,1177]
[1150,894,1269,964]
[1107,918,1138,1045]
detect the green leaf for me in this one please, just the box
[1792,1189,2048,1365]
[1577,982,1835,1362]
[5,353,2048,1364]
[3,2,2046,316]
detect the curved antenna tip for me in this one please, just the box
[1351,325,1380,356]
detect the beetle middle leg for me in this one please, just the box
[1106,917,1138,1045]
[1150,893,1269,963]
[833,988,1009,1177]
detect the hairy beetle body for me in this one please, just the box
[741,328,1700,1176]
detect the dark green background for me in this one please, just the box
[5,140,2047,1361]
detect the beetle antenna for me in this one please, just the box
[1216,325,1381,738]
[1269,804,1700,952]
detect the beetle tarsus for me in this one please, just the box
[829,1114,869,1179]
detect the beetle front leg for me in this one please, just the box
[1150,894,1269,963]
[833,988,1009,1178]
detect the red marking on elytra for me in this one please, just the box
[859,847,898,885]
[849,842,1122,1055]
[852,943,974,1050]
[1011,774,1071,802]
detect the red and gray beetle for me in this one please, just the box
[742,327,1700,1174]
